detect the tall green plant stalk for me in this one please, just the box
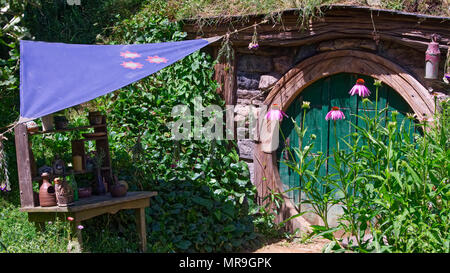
[283,83,449,252]
[279,102,336,232]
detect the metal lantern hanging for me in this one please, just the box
[425,34,441,79]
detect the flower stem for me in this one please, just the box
[374,85,379,121]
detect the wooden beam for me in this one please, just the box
[213,46,237,106]
[14,123,35,208]
[184,8,450,51]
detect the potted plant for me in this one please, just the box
[110,174,127,198]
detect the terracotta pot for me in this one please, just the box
[118,180,129,191]
[26,121,39,132]
[78,187,92,198]
[39,173,57,207]
[110,184,127,198]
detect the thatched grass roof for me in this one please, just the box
[171,0,449,21]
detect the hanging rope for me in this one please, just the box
[370,10,380,45]
[214,19,268,63]
[0,120,19,142]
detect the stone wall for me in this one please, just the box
[233,38,449,184]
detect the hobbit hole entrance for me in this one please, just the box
[276,73,416,224]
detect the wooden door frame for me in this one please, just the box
[253,50,435,231]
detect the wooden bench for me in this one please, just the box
[20,191,157,252]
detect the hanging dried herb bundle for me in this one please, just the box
[0,137,10,192]
[216,33,234,68]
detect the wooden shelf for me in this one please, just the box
[29,124,107,135]
[20,191,157,213]
[32,167,111,181]
[79,136,107,142]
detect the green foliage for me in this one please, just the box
[92,11,265,252]
[0,0,29,203]
[1,0,272,252]
[282,84,450,253]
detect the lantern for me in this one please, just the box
[425,34,441,79]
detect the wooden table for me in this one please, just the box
[20,191,157,252]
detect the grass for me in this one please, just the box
[162,0,449,20]
[0,203,142,253]
[0,204,68,253]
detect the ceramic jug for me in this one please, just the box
[39,172,57,207]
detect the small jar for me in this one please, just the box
[72,155,83,172]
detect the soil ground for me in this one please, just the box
[248,238,331,253]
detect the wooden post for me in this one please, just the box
[69,218,83,253]
[14,123,35,208]
[135,207,147,252]
[213,46,237,149]
[213,46,237,106]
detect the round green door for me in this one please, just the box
[277,73,415,205]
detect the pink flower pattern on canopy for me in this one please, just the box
[120,51,141,59]
[265,104,288,121]
[146,56,168,64]
[349,78,371,97]
[120,61,144,69]
[325,107,345,121]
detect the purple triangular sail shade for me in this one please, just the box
[19,38,219,122]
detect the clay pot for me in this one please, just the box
[53,158,65,175]
[78,187,92,198]
[39,173,57,207]
[26,121,39,133]
[118,180,129,191]
[110,184,127,198]
[54,177,74,207]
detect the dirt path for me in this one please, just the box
[251,238,331,253]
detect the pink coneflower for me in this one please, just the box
[67,217,74,221]
[325,107,345,121]
[265,104,288,121]
[349,78,371,97]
